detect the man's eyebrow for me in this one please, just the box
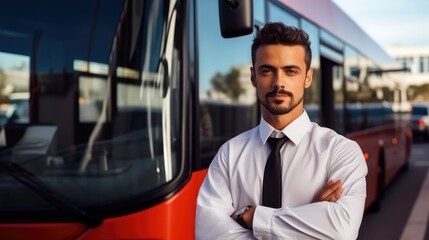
[257,64,275,70]
[283,65,302,70]
[257,64,302,70]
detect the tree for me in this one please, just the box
[408,83,429,102]
[210,67,245,101]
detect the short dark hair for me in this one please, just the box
[251,22,312,71]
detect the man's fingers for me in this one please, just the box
[319,179,342,200]
[329,186,343,202]
[333,183,343,197]
[312,179,344,202]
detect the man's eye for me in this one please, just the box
[286,69,298,75]
[260,69,272,74]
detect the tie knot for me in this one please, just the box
[267,137,288,151]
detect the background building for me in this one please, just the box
[386,45,429,104]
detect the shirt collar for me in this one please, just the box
[259,110,312,145]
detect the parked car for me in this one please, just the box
[0,92,29,127]
[410,103,429,141]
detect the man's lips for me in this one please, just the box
[269,94,287,101]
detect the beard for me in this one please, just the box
[260,89,304,115]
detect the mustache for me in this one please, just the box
[266,89,293,98]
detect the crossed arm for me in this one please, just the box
[238,179,344,230]
[196,141,367,239]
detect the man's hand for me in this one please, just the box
[312,179,343,203]
[233,179,343,230]
[242,206,255,230]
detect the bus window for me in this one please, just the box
[344,46,395,132]
[253,0,266,23]
[301,19,321,123]
[197,0,258,169]
[268,2,299,27]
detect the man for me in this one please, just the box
[196,22,367,239]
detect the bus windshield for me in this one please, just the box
[0,0,180,220]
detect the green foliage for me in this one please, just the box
[210,67,245,101]
[408,84,429,101]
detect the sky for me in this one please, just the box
[331,0,429,48]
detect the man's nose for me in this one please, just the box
[272,70,286,89]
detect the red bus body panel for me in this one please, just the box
[0,223,86,240]
[348,124,411,210]
[0,170,207,240]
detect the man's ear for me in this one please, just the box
[304,68,313,88]
[250,67,256,87]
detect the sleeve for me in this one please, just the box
[195,144,256,240]
[253,139,368,240]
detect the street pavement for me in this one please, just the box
[358,141,429,240]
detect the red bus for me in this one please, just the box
[0,0,411,239]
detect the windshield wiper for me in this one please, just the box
[0,157,102,227]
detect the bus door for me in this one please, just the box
[318,30,344,133]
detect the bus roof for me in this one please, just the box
[279,0,402,70]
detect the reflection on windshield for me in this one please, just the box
[197,0,258,168]
[0,0,179,219]
[0,53,30,134]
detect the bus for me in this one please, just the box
[0,0,411,239]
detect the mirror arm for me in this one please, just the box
[222,0,239,9]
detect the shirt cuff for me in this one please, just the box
[253,205,276,238]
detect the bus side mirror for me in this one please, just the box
[219,0,253,38]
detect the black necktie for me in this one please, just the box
[262,137,288,208]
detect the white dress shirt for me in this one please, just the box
[195,111,368,240]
